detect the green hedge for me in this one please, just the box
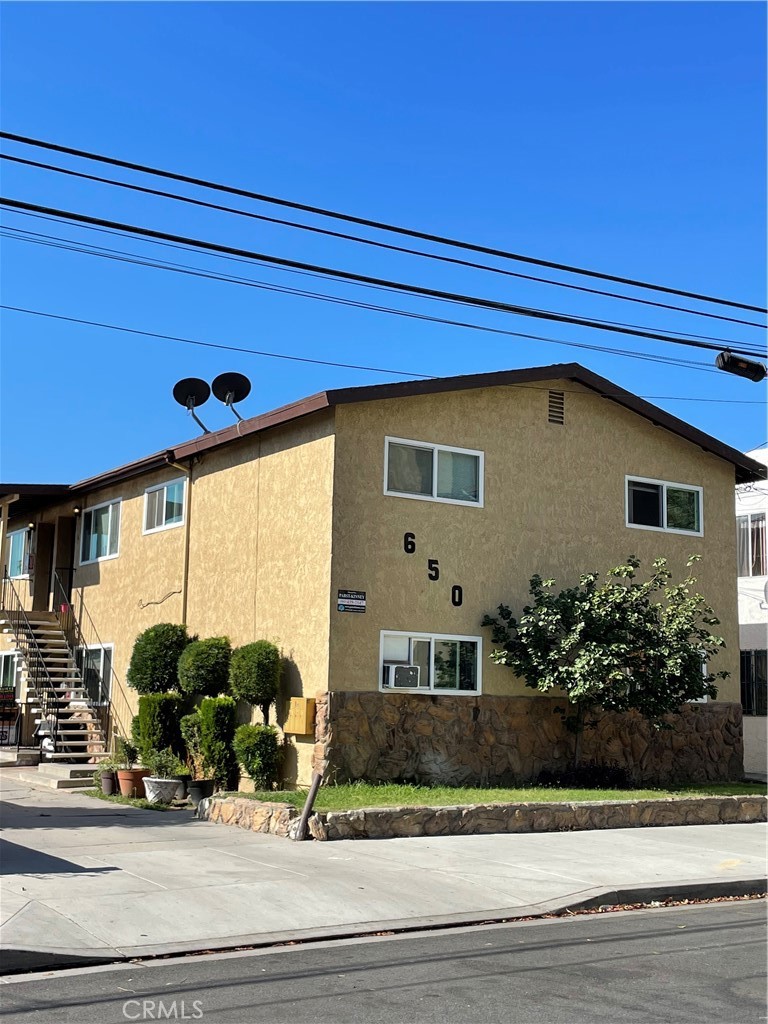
[136,693,184,759]
[229,641,280,721]
[127,623,195,694]
[177,637,232,698]
[198,696,237,788]
[233,724,281,789]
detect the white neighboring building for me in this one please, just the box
[737,447,768,776]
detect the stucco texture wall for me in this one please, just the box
[328,381,740,702]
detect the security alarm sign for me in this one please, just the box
[337,589,366,613]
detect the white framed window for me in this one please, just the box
[384,436,484,507]
[75,644,114,705]
[379,630,482,694]
[625,476,703,536]
[80,499,121,565]
[0,651,20,699]
[6,529,31,579]
[143,477,186,534]
[737,512,767,577]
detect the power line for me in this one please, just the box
[3,304,764,404]
[0,232,726,374]
[3,130,765,314]
[2,215,748,347]
[2,151,764,333]
[2,197,765,361]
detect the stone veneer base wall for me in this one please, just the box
[313,693,744,786]
[198,795,767,842]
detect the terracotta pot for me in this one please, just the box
[101,772,116,796]
[117,769,151,798]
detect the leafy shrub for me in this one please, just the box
[144,747,186,779]
[180,712,206,780]
[115,737,138,769]
[198,696,237,787]
[233,724,282,789]
[177,637,232,698]
[136,693,183,759]
[229,641,281,722]
[127,623,195,694]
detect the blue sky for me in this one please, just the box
[1,1,765,482]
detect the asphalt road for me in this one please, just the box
[1,902,765,1024]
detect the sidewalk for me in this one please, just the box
[1,771,765,971]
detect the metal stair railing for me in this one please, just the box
[1,572,62,754]
[52,570,130,747]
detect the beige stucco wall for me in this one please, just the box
[328,381,740,702]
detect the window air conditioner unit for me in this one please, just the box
[383,663,420,688]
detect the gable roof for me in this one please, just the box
[1,364,764,512]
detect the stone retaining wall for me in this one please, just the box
[198,794,766,842]
[313,692,743,786]
[197,796,298,836]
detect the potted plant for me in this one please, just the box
[115,738,151,798]
[181,713,215,806]
[143,747,186,804]
[92,757,119,796]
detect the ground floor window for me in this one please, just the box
[741,649,767,716]
[75,644,114,705]
[380,631,481,693]
[0,651,20,745]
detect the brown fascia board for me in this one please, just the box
[3,363,763,500]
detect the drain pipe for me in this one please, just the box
[293,769,324,841]
[165,454,193,626]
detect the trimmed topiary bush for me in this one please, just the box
[126,623,195,695]
[198,696,237,788]
[233,724,281,789]
[177,637,232,698]
[229,641,281,722]
[136,693,183,759]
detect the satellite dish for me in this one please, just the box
[172,377,211,433]
[212,372,251,421]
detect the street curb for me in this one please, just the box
[2,877,765,976]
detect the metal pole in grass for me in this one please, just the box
[294,767,324,841]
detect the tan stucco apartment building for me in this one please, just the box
[2,363,765,785]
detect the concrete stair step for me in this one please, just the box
[44,751,109,762]
[36,764,102,779]
[17,771,96,789]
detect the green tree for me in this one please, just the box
[126,623,195,695]
[482,555,727,770]
[177,637,232,698]
[229,641,281,723]
[233,724,282,789]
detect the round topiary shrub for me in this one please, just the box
[177,637,232,698]
[229,641,281,722]
[233,724,281,790]
[126,623,194,695]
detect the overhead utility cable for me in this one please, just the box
[2,151,764,332]
[1,197,764,360]
[3,304,764,403]
[2,215,746,346]
[0,234,720,373]
[1,131,764,315]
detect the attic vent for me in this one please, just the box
[548,390,565,424]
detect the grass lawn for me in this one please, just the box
[222,780,767,812]
[83,789,184,811]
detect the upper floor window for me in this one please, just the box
[384,436,484,507]
[380,630,481,693]
[7,529,31,579]
[737,513,766,577]
[625,477,703,536]
[144,478,185,534]
[80,499,121,565]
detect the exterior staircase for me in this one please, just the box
[1,609,109,763]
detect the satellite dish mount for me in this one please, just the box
[212,372,252,422]
[172,378,211,434]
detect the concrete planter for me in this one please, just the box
[144,777,180,804]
